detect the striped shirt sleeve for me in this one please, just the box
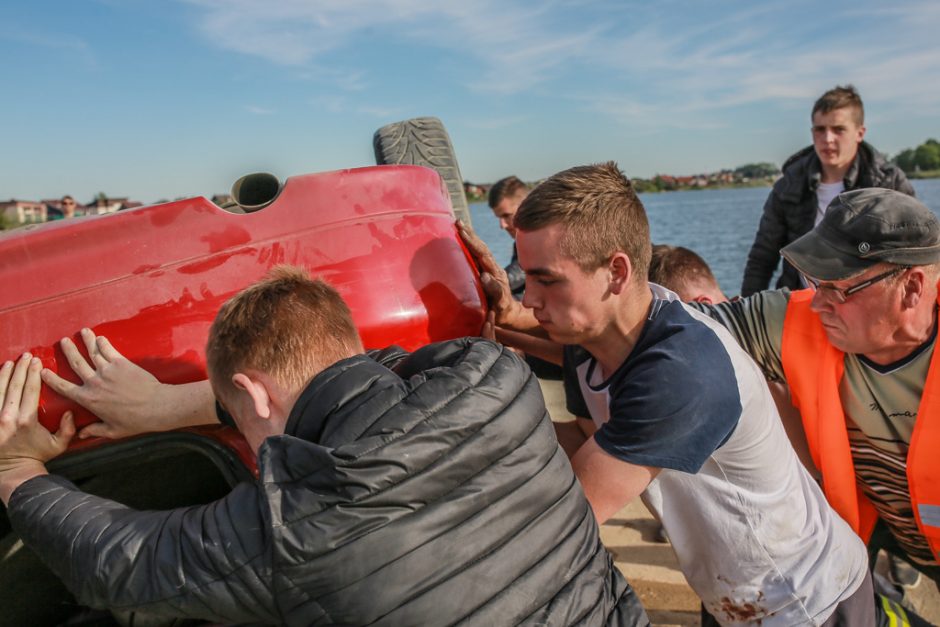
[690,289,791,383]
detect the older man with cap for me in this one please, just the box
[700,188,940,593]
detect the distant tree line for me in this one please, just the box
[893,139,940,175]
[631,162,779,193]
[733,162,779,179]
[468,162,783,199]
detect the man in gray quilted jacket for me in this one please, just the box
[0,266,649,626]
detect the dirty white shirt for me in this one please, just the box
[564,284,868,626]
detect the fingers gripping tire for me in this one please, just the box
[373,117,472,226]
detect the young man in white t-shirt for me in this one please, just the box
[461,162,875,626]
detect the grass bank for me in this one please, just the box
[907,170,940,179]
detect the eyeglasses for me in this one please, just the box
[801,267,906,303]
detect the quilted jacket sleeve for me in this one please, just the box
[741,190,787,296]
[7,474,278,624]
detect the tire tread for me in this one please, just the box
[373,117,471,224]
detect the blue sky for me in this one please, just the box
[2,0,939,203]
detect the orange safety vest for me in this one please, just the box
[781,289,940,561]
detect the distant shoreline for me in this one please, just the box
[467,171,940,201]
[633,180,771,194]
[909,170,940,180]
[633,171,940,193]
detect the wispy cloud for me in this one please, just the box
[181,0,594,94]
[245,105,275,115]
[308,96,402,119]
[356,105,405,119]
[572,2,940,128]
[182,0,940,124]
[310,95,346,113]
[0,26,97,67]
[464,115,530,130]
[294,67,368,91]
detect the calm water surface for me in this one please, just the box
[470,178,940,296]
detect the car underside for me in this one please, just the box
[0,118,480,626]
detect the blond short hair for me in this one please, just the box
[514,162,651,280]
[206,266,363,403]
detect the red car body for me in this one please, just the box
[1,165,485,471]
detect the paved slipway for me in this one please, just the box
[536,378,940,627]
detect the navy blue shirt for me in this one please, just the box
[564,298,741,473]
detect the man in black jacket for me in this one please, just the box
[741,85,915,296]
[0,267,648,626]
[489,175,529,300]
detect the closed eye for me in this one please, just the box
[527,273,560,287]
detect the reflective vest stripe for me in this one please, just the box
[919,504,940,528]
[781,288,940,560]
[880,594,911,627]
[908,324,940,559]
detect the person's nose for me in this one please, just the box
[521,283,539,310]
[499,217,511,231]
[810,289,834,313]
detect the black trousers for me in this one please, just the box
[867,519,940,585]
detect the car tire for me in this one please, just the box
[373,117,472,225]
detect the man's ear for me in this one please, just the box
[232,372,273,420]
[856,124,867,144]
[692,294,715,305]
[900,268,926,309]
[608,253,634,295]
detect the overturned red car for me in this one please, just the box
[3,165,484,461]
[0,120,485,624]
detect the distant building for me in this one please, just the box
[463,183,485,200]
[0,199,46,225]
[715,171,734,184]
[84,196,143,214]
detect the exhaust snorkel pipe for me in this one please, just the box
[230,172,281,213]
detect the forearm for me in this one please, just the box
[499,303,545,335]
[40,331,220,439]
[8,476,276,623]
[571,439,658,525]
[154,380,218,430]
[495,327,559,363]
[553,418,595,459]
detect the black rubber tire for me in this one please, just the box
[373,117,472,225]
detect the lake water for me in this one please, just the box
[469,178,940,296]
